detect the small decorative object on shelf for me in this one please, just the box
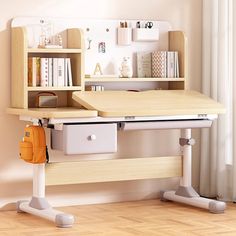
[45,34,63,49]
[38,20,53,48]
[119,57,133,78]
[35,92,58,108]
[93,63,103,76]
[38,20,63,49]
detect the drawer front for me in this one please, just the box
[52,123,117,154]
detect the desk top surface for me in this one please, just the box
[73,90,225,117]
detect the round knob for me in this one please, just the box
[187,138,195,146]
[89,134,96,141]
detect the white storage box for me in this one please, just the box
[133,28,159,42]
[51,123,117,154]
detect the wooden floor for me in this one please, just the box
[1,200,236,236]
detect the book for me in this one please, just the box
[28,57,40,86]
[167,51,175,78]
[35,57,41,86]
[53,58,58,87]
[40,58,49,87]
[66,58,73,86]
[28,57,34,86]
[48,58,53,87]
[57,58,65,87]
[152,51,167,77]
[64,58,68,86]
[175,51,179,78]
[137,52,152,78]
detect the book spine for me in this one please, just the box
[28,57,33,86]
[36,57,41,86]
[152,51,167,78]
[48,58,53,87]
[175,51,179,78]
[40,58,49,87]
[137,52,152,78]
[57,58,65,87]
[32,57,37,87]
[53,58,58,87]
[64,58,68,86]
[66,58,73,86]
[167,52,175,78]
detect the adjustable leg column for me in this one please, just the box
[17,164,75,227]
[161,129,226,213]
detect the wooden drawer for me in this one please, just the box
[51,123,117,154]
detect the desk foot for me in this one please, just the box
[161,190,226,214]
[16,200,75,227]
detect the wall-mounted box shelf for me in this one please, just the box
[133,28,159,42]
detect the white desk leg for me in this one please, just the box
[17,164,75,227]
[161,128,226,213]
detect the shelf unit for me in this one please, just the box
[85,31,187,91]
[11,26,187,110]
[11,27,85,109]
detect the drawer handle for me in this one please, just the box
[88,134,96,141]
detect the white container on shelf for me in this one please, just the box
[117,28,132,46]
[133,28,159,42]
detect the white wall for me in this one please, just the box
[0,0,202,210]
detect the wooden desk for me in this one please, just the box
[10,90,226,227]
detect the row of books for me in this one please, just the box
[85,85,105,91]
[28,57,73,87]
[137,51,179,78]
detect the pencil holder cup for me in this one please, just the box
[117,28,132,46]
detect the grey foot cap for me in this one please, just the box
[16,200,28,213]
[55,214,75,228]
[159,191,169,202]
[209,201,226,214]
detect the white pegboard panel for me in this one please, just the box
[12,17,171,77]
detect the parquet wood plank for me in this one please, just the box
[0,200,235,236]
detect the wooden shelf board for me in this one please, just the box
[6,107,98,119]
[27,86,82,91]
[85,77,185,82]
[27,48,82,54]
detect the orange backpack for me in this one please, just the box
[19,125,47,164]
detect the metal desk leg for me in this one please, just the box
[16,164,75,227]
[161,128,226,213]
